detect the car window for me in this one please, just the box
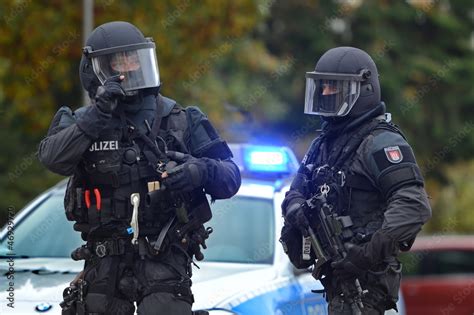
[204,196,275,264]
[1,190,275,263]
[400,250,474,277]
[0,193,83,257]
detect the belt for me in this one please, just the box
[87,235,166,258]
[88,238,129,258]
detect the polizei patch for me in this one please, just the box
[384,146,403,163]
[89,140,119,152]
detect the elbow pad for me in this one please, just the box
[185,106,233,159]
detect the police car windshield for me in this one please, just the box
[0,193,83,257]
[0,190,275,263]
[204,196,275,264]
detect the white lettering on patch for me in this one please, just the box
[89,141,119,152]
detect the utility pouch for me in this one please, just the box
[384,261,402,310]
[366,260,402,312]
[117,269,139,301]
[84,293,108,313]
[280,224,314,269]
[188,191,212,223]
[65,175,86,222]
[84,256,120,313]
[75,301,86,315]
[84,132,123,174]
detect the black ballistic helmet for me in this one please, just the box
[79,21,160,97]
[304,47,380,117]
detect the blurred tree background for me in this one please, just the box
[0,0,473,233]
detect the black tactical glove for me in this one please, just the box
[284,197,310,234]
[162,151,209,192]
[332,230,398,281]
[95,75,125,113]
[331,243,370,281]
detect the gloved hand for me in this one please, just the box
[284,198,310,234]
[95,75,125,113]
[162,151,209,192]
[332,230,398,281]
[331,243,370,281]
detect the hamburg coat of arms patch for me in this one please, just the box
[384,146,403,163]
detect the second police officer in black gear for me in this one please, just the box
[281,47,431,314]
[38,21,241,315]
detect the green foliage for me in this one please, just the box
[426,160,474,233]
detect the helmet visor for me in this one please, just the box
[304,71,363,116]
[91,47,160,91]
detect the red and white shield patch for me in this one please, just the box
[384,146,403,163]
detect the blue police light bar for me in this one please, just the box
[244,146,288,172]
[241,145,299,177]
[227,144,299,179]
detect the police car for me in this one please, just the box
[0,144,404,314]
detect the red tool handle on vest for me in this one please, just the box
[84,189,101,211]
[94,188,101,211]
[84,190,91,209]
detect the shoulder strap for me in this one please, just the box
[301,133,325,167]
[373,120,407,140]
[150,94,180,140]
[331,119,382,168]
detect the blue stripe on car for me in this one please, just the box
[230,281,327,315]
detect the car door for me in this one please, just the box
[400,249,474,315]
[261,273,327,315]
[295,271,328,315]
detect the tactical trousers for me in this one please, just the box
[323,260,402,315]
[328,295,382,315]
[81,244,193,315]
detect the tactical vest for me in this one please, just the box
[64,96,192,239]
[301,117,404,243]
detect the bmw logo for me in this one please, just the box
[35,302,52,312]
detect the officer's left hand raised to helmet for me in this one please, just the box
[161,151,209,192]
[95,75,126,113]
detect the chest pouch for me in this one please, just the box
[84,131,123,174]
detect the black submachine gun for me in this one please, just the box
[303,183,368,315]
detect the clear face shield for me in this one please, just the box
[304,70,369,117]
[84,38,160,92]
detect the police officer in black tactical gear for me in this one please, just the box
[38,21,241,315]
[280,47,431,314]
